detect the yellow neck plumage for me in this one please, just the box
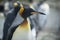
[12,18,31,40]
[18,18,30,31]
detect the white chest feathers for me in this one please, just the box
[12,18,36,40]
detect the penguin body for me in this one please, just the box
[12,18,33,40]
[11,4,36,40]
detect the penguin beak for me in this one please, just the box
[31,10,46,15]
[31,12,45,15]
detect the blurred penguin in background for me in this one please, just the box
[29,0,50,37]
[4,0,15,17]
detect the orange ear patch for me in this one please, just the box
[19,4,24,16]
[19,7,24,16]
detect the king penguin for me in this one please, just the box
[12,3,36,40]
[6,2,45,40]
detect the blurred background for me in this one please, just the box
[0,0,60,40]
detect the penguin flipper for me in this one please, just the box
[6,25,18,40]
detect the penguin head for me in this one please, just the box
[20,4,46,19]
[14,1,45,19]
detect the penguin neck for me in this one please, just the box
[23,18,28,25]
[19,18,30,30]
